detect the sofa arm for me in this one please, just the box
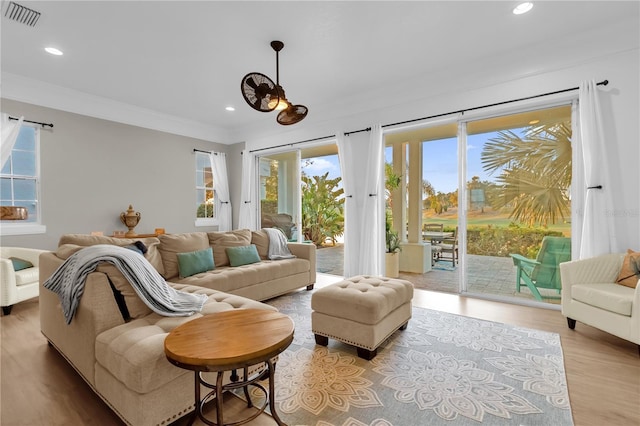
[39,252,125,384]
[560,254,625,286]
[1,247,48,266]
[288,242,316,283]
[0,259,18,306]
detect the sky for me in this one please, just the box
[301,132,503,194]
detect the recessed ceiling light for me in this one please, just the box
[44,47,63,55]
[225,106,235,111]
[513,2,533,15]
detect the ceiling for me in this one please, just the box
[1,1,639,143]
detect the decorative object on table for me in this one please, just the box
[154,228,165,235]
[119,204,141,237]
[240,40,308,125]
[0,206,28,220]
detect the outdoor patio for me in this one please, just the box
[315,244,561,304]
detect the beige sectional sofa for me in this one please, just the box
[39,229,316,426]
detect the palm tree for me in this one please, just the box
[481,121,572,226]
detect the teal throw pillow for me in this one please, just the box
[226,245,261,267]
[9,257,34,271]
[176,247,215,278]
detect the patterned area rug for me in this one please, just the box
[248,290,573,426]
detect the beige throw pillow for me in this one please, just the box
[207,229,252,267]
[616,249,640,288]
[56,234,165,276]
[251,229,270,259]
[158,233,209,279]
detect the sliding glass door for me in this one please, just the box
[384,103,574,306]
[258,151,301,241]
[256,143,345,275]
[462,105,573,304]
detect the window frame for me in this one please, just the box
[194,151,218,227]
[0,122,46,236]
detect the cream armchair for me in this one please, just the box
[560,253,639,352]
[1,247,48,315]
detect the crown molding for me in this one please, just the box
[1,73,232,143]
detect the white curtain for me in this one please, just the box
[209,152,232,231]
[1,114,24,169]
[577,80,614,258]
[238,149,257,230]
[337,124,385,277]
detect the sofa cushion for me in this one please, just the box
[57,234,165,276]
[251,229,270,259]
[207,229,251,267]
[14,267,39,286]
[96,263,153,320]
[177,247,215,278]
[94,285,276,394]
[616,249,640,288]
[571,283,634,316]
[173,258,310,294]
[226,245,261,267]
[158,233,209,279]
[55,244,85,260]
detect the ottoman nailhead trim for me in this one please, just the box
[312,317,410,352]
[312,331,376,351]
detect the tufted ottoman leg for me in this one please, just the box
[314,334,328,346]
[357,347,377,360]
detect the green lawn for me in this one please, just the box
[424,208,571,236]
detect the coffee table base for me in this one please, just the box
[188,359,286,426]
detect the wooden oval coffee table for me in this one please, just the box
[164,309,294,426]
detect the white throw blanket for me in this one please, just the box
[44,245,207,324]
[264,228,296,260]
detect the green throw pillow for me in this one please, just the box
[176,247,215,278]
[9,257,34,271]
[226,245,261,267]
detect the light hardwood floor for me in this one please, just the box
[1,284,638,425]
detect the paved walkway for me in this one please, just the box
[316,244,561,304]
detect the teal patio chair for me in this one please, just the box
[510,236,571,301]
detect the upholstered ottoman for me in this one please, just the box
[311,275,414,359]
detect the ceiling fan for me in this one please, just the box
[240,40,308,126]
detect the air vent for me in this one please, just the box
[4,1,41,27]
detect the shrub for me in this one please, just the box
[465,223,563,257]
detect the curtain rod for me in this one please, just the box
[344,79,609,135]
[9,116,54,128]
[193,148,222,155]
[249,134,336,154]
[344,127,371,136]
[245,79,609,153]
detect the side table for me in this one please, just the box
[164,309,294,426]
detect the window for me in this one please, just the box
[0,124,45,235]
[195,151,215,226]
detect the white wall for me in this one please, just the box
[235,48,640,252]
[0,99,229,250]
